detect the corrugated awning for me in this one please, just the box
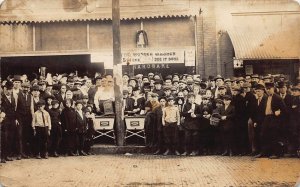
[228,11,300,60]
[0,9,195,24]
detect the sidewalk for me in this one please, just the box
[0,155,299,187]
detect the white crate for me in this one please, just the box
[94,117,115,130]
[125,117,145,130]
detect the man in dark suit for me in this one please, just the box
[277,81,293,153]
[255,82,287,159]
[249,84,267,156]
[123,90,134,116]
[1,81,20,161]
[287,85,300,157]
[219,95,235,156]
[19,82,34,158]
[232,86,248,155]
[181,93,202,156]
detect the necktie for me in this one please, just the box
[41,112,46,127]
[258,98,261,106]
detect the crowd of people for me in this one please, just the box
[1,71,300,163]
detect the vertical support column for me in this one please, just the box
[112,0,125,146]
[87,23,90,50]
[33,24,36,51]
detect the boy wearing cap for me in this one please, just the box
[74,100,88,156]
[153,97,167,155]
[219,95,235,156]
[48,100,62,157]
[32,100,51,159]
[162,97,180,156]
[198,95,214,155]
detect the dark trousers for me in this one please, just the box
[163,123,178,152]
[77,132,85,152]
[221,124,233,153]
[145,112,157,147]
[248,119,262,153]
[234,119,249,154]
[260,116,280,156]
[50,125,62,154]
[22,117,34,156]
[287,117,299,154]
[156,129,165,151]
[6,121,21,156]
[35,126,48,157]
[184,129,199,153]
[65,131,77,153]
[1,128,8,159]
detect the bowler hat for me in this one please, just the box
[255,84,265,90]
[291,85,300,91]
[37,100,46,106]
[277,81,286,88]
[51,100,59,105]
[265,82,275,88]
[3,81,13,89]
[222,95,232,100]
[167,96,175,101]
[12,75,22,82]
[21,82,31,88]
[214,75,224,81]
[31,85,40,91]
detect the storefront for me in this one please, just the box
[0,0,197,78]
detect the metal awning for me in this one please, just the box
[0,9,195,24]
[228,11,300,60]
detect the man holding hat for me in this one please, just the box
[255,82,287,159]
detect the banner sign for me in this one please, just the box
[122,49,184,65]
[91,47,195,69]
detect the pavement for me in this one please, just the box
[0,154,299,187]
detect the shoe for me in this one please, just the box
[79,151,87,156]
[1,159,6,163]
[269,155,279,159]
[36,155,41,159]
[69,152,76,156]
[153,150,162,155]
[42,155,48,159]
[21,154,29,159]
[181,152,188,156]
[248,152,257,156]
[53,152,59,157]
[190,151,199,156]
[221,151,228,156]
[163,149,170,156]
[254,153,264,158]
[16,155,22,160]
[175,150,181,156]
[6,157,13,161]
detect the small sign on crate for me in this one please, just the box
[94,117,115,130]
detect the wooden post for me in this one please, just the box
[112,0,124,146]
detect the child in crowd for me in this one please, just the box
[162,96,180,155]
[32,100,51,159]
[48,99,62,157]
